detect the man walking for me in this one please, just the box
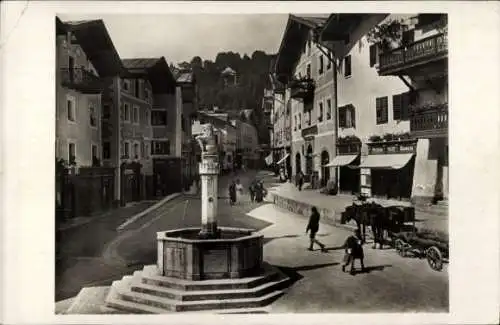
[306,206,327,252]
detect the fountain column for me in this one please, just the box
[198,131,220,239]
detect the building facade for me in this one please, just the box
[274,15,335,187]
[319,14,415,199]
[55,18,124,218]
[102,57,180,202]
[177,71,199,186]
[376,14,448,204]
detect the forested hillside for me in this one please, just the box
[173,50,274,145]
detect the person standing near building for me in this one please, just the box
[306,206,327,252]
[235,178,244,203]
[296,170,304,191]
[229,180,236,206]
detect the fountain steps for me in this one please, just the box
[104,263,289,313]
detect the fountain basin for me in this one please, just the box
[157,227,263,281]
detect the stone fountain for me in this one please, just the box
[103,123,290,313]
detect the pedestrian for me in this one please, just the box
[296,170,304,191]
[229,180,237,206]
[235,179,244,203]
[255,180,267,203]
[305,206,327,252]
[249,179,256,203]
[342,229,365,274]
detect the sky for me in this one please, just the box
[59,14,290,65]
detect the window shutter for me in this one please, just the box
[339,106,346,128]
[350,105,356,128]
[402,92,411,120]
[393,94,402,120]
[369,44,377,67]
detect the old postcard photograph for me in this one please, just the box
[1,1,499,325]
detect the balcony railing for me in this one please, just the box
[410,103,448,138]
[379,33,447,75]
[60,68,103,94]
[289,78,315,100]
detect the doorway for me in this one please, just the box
[295,153,301,174]
[306,145,313,176]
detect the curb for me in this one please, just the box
[116,193,182,231]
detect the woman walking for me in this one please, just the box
[306,207,327,252]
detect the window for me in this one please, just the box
[68,142,76,163]
[102,104,111,120]
[122,103,131,122]
[393,92,411,121]
[135,79,140,98]
[133,143,140,159]
[181,114,185,132]
[294,115,297,131]
[319,55,324,75]
[92,144,98,159]
[133,105,139,124]
[338,105,356,128]
[151,140,170,155]
[145,111,150,125]
[318,102,324,122]
[124,142,130,158]
[144,143,149,158]
[344,55,352,77]
[89,104,97,127]
[67,96,75,122]
[103,142,111,159]
[306,64,311,79]
[369,44,377,67]
[326,99,332,119]
[307,111,311,126]
[376,97,389,124]
[123,79,130,91]
[151,110,167,125]
[298,113,302,129]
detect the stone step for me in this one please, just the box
[118,286,284,312]
[139,264,279,292]
[131,274,291,301]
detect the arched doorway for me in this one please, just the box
[321,150,330,187]
[295,153,301,174]
[306,145,313,176]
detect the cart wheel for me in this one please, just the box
[395,239,406,257]
[426,246,443,271]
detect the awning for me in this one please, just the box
[277,154,290,165]
[358,153,414,170]
[325,154,358,167]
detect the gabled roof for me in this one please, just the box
[121,57,177,94]
[274,14,328,82]
[320,14,384,43]
[221,66,236,76]
[176,71,195,84]
[59,18,124,78]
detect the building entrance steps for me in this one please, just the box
[264,181,448,235]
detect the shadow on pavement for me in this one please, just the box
[325,245,346,251]
[276,262,339,286]
[352,264,393,275]
[262,234,300,245]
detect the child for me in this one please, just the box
[342,229,365,274]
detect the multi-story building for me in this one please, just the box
[102,57,180,202]
[56,18,124,217]
[318,14,414,199]
[315,13,447,203]
[375,14,448,204]
[56,18,122,169]
[233,119,260,169]
[274,14,334,186]
[176,70,199,186]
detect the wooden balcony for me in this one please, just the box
[368,139,417,155]
[378,33,447,76]
[289,78,315,100]
[410,103,448,138]
[60,68,106,94]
